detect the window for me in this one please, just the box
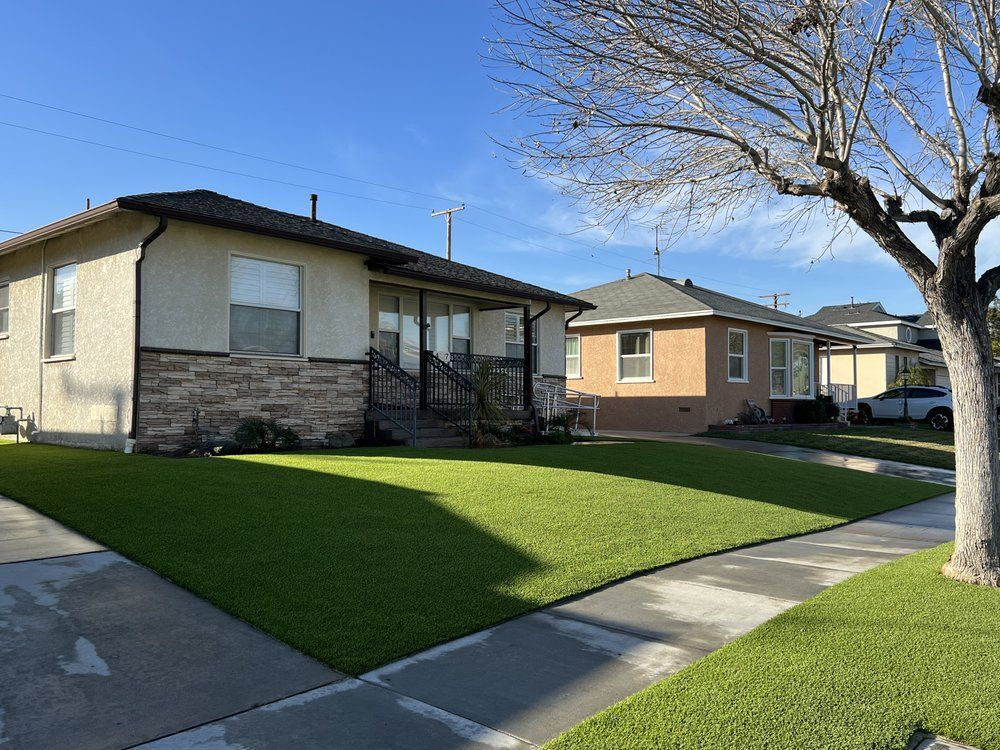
[769,339,788,397]
[618,330,652,381]
[0,280,8,335]
[451,305,471,354]
[377,294,400,364]
[229,256,301,355]
[770,338,813,398]
[50,264,76,357]
[505,311,539,374]
[903,327,914,343]
[727,328,748,382]
[565,335,581,378]
[791,340,813,397]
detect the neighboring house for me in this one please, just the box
[0,190,591,452]
[808,301,971,396]
[564,274,869,433]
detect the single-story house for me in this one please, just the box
[808,301,1000,396]
[0,190,592,452]
[564,273,870,433]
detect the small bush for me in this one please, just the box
[793,395,840,424]
[234,418,302,452]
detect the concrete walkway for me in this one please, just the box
[603,431,957,486]
[1,443,956,749]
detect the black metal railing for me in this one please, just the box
[448,352,526,410]
[423,352,473,443]
[368,347,418,446]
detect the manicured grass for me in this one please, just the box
[703,425,956,469]
[545,544,1000,750]
[0,442,942,675]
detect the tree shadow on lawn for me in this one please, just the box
[0,444,543,676]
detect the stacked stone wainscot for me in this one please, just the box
[136,348,367,453]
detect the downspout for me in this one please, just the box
[125,216,168,453]
[565,306,585,331]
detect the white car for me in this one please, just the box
[856,385,953,430]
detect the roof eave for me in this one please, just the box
[0,200,121,256]
[115,197,412,265]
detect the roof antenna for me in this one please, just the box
[653,225,662,276]
[309,194,318,222]
[850,295,855,308]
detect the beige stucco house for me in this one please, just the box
[0,190,591,452]
[808,302,972,396]
[564,274,869,433]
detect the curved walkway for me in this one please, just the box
[1,442,956,750]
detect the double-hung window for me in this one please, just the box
[769,337,813,397]
[0,279,8,335]
[505,311,539,373]
[618,329,652,381]
[565,335,581,378]
[50,264,77,357]
[727,328,748,382]
[451,305,471,354]
[230,256,301,355]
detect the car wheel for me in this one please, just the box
[857,404,872,424]
[928,408,953,431]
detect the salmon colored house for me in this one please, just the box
[565,274,870,433]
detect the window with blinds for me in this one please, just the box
[50,264,76,357]
[0,280,9,335]
[229,256,301,355]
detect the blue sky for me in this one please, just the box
[0,1,931,315]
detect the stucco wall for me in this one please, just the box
[824,349,889,398]
[569,318,709,433]
[0,213,147,449]
[141,220,371,360]
[471,300,571,377]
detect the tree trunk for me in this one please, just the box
[932,294,1000,586]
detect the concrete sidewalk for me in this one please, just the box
[2,440,957,749]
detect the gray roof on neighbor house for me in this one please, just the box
[0,189,591,308]
[808,301,900,325]
[568,273,868,342]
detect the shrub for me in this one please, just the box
[234,418,302,452]
[793,395,840,424]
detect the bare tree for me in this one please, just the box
[493,0,1000,585]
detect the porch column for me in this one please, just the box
[851,344,859,408]
[522,303,533,411]
[825,340,832,388]
[419,289,428,409]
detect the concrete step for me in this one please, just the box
[389,426,460,441]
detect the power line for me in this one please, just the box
[0,101,775,294]
[0,229,21,234]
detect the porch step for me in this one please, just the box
[388,426,457,441]
[414,435,469,448]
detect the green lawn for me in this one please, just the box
[545,543,1000,750]
[703,425,956,469]
[0,442,942,675]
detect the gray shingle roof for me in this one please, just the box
[808,301,898,325]
[117,190,591,308]
[569,274,867,342]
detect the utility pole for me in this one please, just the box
[431,204,465,261]
[653,225,662,276]
[758,292,791,310]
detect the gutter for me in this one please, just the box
[125,216,168,453]
[565,306,586,331]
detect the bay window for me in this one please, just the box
[618,329,652,381]
[769,337,814,398]
[50,263,77,357]
[230,256,301,355]
[565,335,581,378]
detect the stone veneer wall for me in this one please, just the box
[136,348,367,453]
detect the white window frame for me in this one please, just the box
[727,328,748,383]
[617,328,653,383]
[769,336,814,399]
[449,303,473,355]
[505,310,539,375]
[49,263,77,358]
[565,334,581,379]
[0,278,9,337]
[228,254,303,357]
